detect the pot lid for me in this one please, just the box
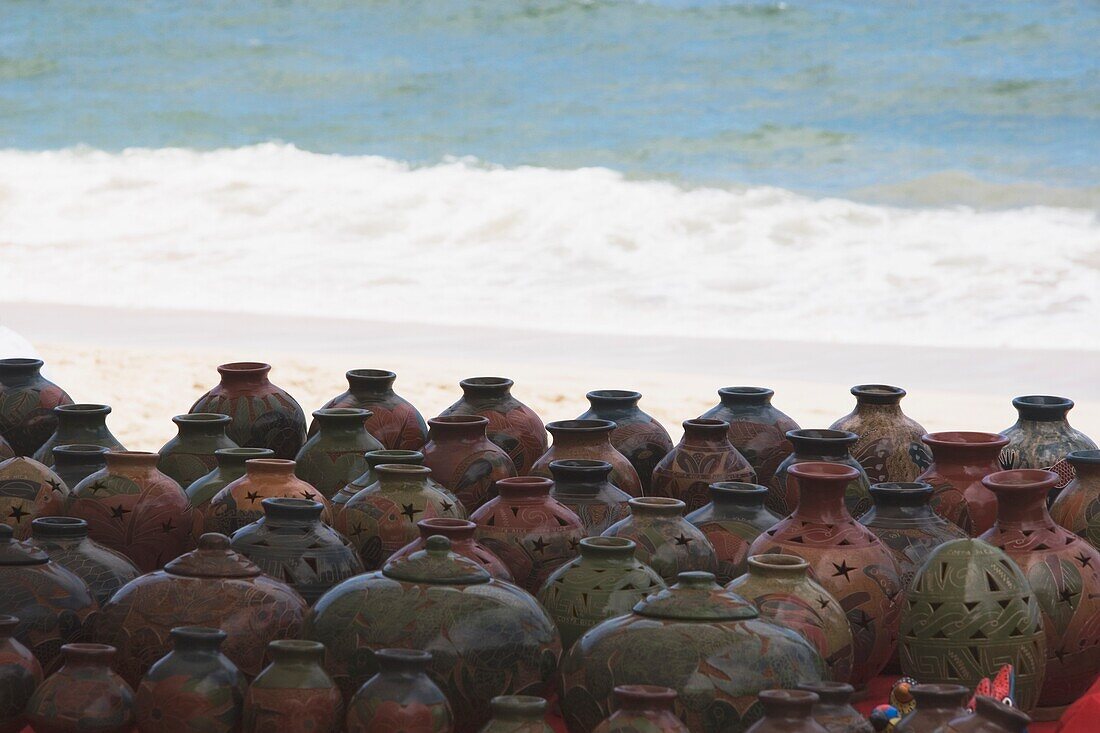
[634,571,758,621]
[165,533,261,578]
[383,535,490,585]
[0,525,48,566]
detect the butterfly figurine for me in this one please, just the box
[970,664,1015,710]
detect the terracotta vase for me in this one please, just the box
[0,358,73,458]
[189,362,307,460]
[651,419,757,512]
[559,571,825,733]
[0,614,43,733]
[134,626,247,733]
[332,449,427,508]
[744,690,827,733]
[294,408,383,499]
[0,456,69,539]
[794,682,870,733]
[345,648,452,733]
[25,643,135,733]
[537,536,667,651]
[602,497,717,583]
[941,696,1031,733]
[979,469,1100,715]
[470,476,585,593]
[592,685,687,733]
[699,387,800,490]
[69,451,195,572]
[438,377,547,476]
[727,554,854,684]
[422,416,517,512]
[390,518,513,581]
[336,464,466,570]
[30,517,140,607]
[999,395,1097,497]
[917,432,1008,537]
[304,535,561,733]
[33,405,125,467]
[480,696,552,733]
[893,683,970,733]
[311,369,428,451]
[1051,449,1100,551]
[771,430,872,519]
[828,385,931,483]
[50,445,109,495]
[577,391,673,494]
[748,462,902,691]
[244,640,343,733]
[899,537,1046,713]
[547,459,631,537]
[685,482,782,584]
[156,414,238,489]
[185,447,275,510]
[0,524,96,674]
[202,458,331,537]
[95,533,308,686]
[532,420,642,498]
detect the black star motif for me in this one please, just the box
[46,478,63,492]
[1075,552,1093,568]
[88,481,106,495]
[440,500,454,513]
[245,491,260,504]
[531,537,549,554]
[831,560,855,581]
[401,504,421,522]
[8,504,27,522]
[1059,587,1079,605]
[674,533,693,546]
[160,519,175,533]
[298,490,313,499]
[110,505,131,520]
[349,523,364,538]
[817,596,831,610]
[568,537,580,551]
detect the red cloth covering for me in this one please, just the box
[1056,675,1100,733]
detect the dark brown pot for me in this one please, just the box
[651,419,756,512]
[245,640,343,733]
[438,377,547,476]
[390,517,513,581]
[547,459,632,537]
[532,420,642,497]
[744,690,828,733]
[577,390,673,495]
[481,696,552,733]
[50,445,109,496]
[685,482,781,584]
[33,405,125,467]
[294,408,383,499]
[310,369,428,451]
[602,497,717,583]
[344,648,452,733]
[828,385,931,483]
[25,643,135,733]
[0,614,43,733]
[699,387,800,490]
[893,683,970,733]
[201,458,331,537]
[156,413,238,489]
[332,449,427,508]
[30,517,140,607]
[0,358,73,459]
[795,682,870,733]
[422,415,516,512]
[592,685,688,733]
[0,456,70,539]
[941,696,1031,733]
[1051,449,1100,552]
[917,432,1008,536]
[771,430,872,519]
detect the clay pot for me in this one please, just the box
[305,535,561,733]
[0,524,97,674]
[30,517,140,607]
[941,696,1031,733]
[592,685,687,733]
[422,416,517,512]
[917,432,1008,536]
[94,532,308,686]
[438,377,547,475]
[156,414,238,489]
[390,518,513,581]
[332,449,427,508]
[979,469,1100,714]
[294,408,383,500]
[186,447,275,510]
[345,648,452,733]
[0,615,43,733]
[893,683,970,733]
[727,554,854,684]
[899,538,1046,713]
[547,459,631,536]
[336,464,465,570]
[999,396,1097,497]
[537,537,667,651]
[699,387,800,490]
[470,476,585,593]
[25,643,135,733]
[651,419,756,512]
[202,458,331,537]
[134,626,247,733]
[0,438,10,462]
[311,369,427,451]
[33,405,125,467]
[744,690,827,733]
[559,571,825,733]
[828,385,931,483]
[748,462,902,691]
[0,456,69,538]
[602,497,717,583]
[771,430,872,519]
[480,696,552,733]
[190,362,307,460]
[231,498,363,603]
[532,420,642,498]
[245,640,343,733]
[794,682,870,733]
[685,482,782,584]
[0,359,73,458]
[1051,450,1100,551]
[577,391,673,494]
[50,445,109,494]
[69,451,195,572]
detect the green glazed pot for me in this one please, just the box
[245,640,343,733]
[592,685,688,733]
[294,409,383,500]
[50,445,109,496]
[186,448,275,510]
[1050,450,1100,552]
[332,449,426,508]
[576,390,673,495]
[770,430,872,519]
[33,405,125,467]
[999,396,1097,497]
[698,387,800,491]
[828,385,931,484]
[345,648,452,733]
[602,497,717,584]
[157,414,238,489]
[26,643,135,733]
[310,369,427,452]
[478,696,552,733]
[685,482,781,584]
[547,459,631,537]
[0,358,73,459]
[30,516,140,607]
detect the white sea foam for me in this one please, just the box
[0,144,1096,350]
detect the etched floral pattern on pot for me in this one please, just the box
[344,648,451,733]
[33,405,125,467]
[422,416,517,513]
[26,643,134,733]
[30,516,140,607]
[438,377,547,476]
[294,408,383,500]
[0,456,69,539]
[602,497,717,584]
[532,420,642,498]
[829,385,930,484]
[245,640,344,733]
[699,387,800,491]
[685,482,781,584]
[577,391,673,495]
[157,413,238,490]
[1050,450,1100,552]
[651,419,757,512]
[311,369,427,451]
[547,459,631,537]
[771,430,872,519]
[0,359,74,459]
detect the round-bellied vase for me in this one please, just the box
[531,420,642,498]
[244,640,343,733]
[189,362,307,460]
[294,408,383,500]
[941,696,1031,733]
[828,385,930,483]
[699,387,800,491]
[156,414,238,489]
[602,497,717,584]
[999,396,1097,497]
[743,690,827,733]
[25,643,134,733]
[0,614,43,733]
[480,696,552,733]
[422,416,517,513]
[917,432,1008,537]
[794,682,870,733]
[0,359,74,459]
[202,458,331,537]
[345,648,452,733]
[0,456,69,538]
[547,459,631,537]
[69,451,194,572]
[651,419,756,512]
[592,685,687,733]
[185,447,275,510]
[390,517,513,581]
[748,462,902,690]
[30,517,140,607]
[332,449,426,508]
[576,390,673,495]
[1051,450,1100,552]
[771,430,872,519]
[559,571,825,733]
[33,405,125,467]
[685,482,782,584]
[893,683,970,733]
[311,370,427,451]
[50,446,109,496]
[94,533,308,686]
[438,377,547,476]
[537,537,667,651]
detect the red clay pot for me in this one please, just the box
[310,369,428,451]
[917,432,1008,536]
[532,420,642,497]
[202,459,331,537]
[650,419,756,512]
[438,377,547,476]
[699,387,800,490]
[390,517,513,582]
[422,416,516,513]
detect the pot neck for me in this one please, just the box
[375,648,432,675]
[345,369,396,397]
[974,696,1031,732]
[56,404,111,428]
[52,444,109,467]
[458,377,514,401]
[365,449,424,468]
[585,390,642,414]
[679,418,731,447]
[216,362,272,389]
[104,451,159,474]
[546,419,615,446]
[1067,450,1100,478]
[244,458,297,479]
[170,626,227,654]
[0,615,17,639]
[613,685,678,713]
[796,681,855,706]
[59,643,116,669]
[868,482,936,518]
[1012,395,1073,423]
[758,690,817,721]
[851,384,906,412]
[717,386,774,407]
[0,358,44,381]
[628,497,686,519]
[416,518,476,542]
[983,470,1059,528]
[428,416,489,443]
[496,476,552,503]
[376,464,433,489]
[578,536,637,563]
[922,431,1009,461]
[261,497,324,523]
[789,463,858,523]
[312,408,371,436]
[708,482,769,510]
[489,696,547,722]
[215,448,275,470]
[31,516,90,542]
[549,459,613,491]
[909,684,970,711]
[268,639,325,667]
[174,413,231,436]
[788,429,857,458]
[747,553,810,579]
